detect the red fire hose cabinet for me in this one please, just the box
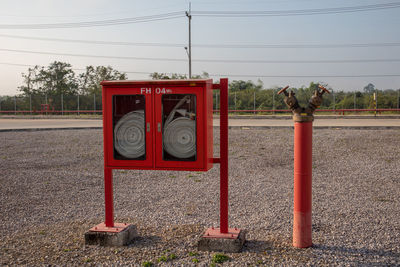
[102,79,214,171]
[87,78,243,250]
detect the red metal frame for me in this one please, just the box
[202,78,242,239]
[97,79,217,231]
[219,78,229,233]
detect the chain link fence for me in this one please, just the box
[0,94,102,115]
[0,90,399,115]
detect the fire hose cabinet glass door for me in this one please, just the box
[155,86,206,170]
[103,86,153,168]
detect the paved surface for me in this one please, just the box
[0,118,399,131]
[221,118,400,128]
[0,119,101,130]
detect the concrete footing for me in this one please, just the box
[198,228,246,253]
[84,223,137,246]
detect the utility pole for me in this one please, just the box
[234,92,237,110]
[253,91,256,114]
[272,89,275,114]
[185,2,192,78]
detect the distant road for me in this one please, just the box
[1,118,399,131]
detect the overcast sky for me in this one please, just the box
[1,0,400,95]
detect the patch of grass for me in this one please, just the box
[39,230,46,235]
[157,255,168,262]
[212,253,230,264]
[187,174,195,178]
[157,251,177,263]
[192,258,199,263]
[210,263,217,267]
[142,261,153,267]
[188,251,198,257]
[83,258,92,263]
[257,259,263,264]
[374,197,392,202]
[63,248,71,252]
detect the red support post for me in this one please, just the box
[293,121,313,248]
[104,167,114,227]
[220,78,229,234]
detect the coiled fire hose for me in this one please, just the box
[114,110,145,158]
[163,96,196,159]
[113,95,196,160]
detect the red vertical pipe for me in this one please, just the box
[104,167,114,227]
[220,78,229,233]
[293,121,312,248]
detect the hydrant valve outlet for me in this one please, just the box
[318,85,331,94]
[277,84,328,122]
[277,85,290,96]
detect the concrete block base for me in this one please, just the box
[84,223,137,246]
[198,228,246,253]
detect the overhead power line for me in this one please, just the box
[0,2,399,30]
[0,11,184,29]
[2,33,400,49]
[192,2,400,17]
[1,47,400,64]
[1,62,400,78]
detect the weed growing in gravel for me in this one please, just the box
[157,250,177,263]
[374,197,392,202]
[169,175,177,178]
[63,249,71,252]
[194,179,201,182]
[39,230,46,235]
[84,258,92,263]
[157,255,168,262]
[187,174,195,178]
[188,251,198,256]
[212,253,230,264]
[192,258,199,263]
[142,261,153,267]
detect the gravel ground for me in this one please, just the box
[1,128,399,266]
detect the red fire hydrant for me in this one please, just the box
[278,85,330,248]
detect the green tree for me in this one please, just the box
[19,65,41,95]
[38,61,78,95]
[149,71,209,80]
[79,65,127,95]
[363,83,375,94]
